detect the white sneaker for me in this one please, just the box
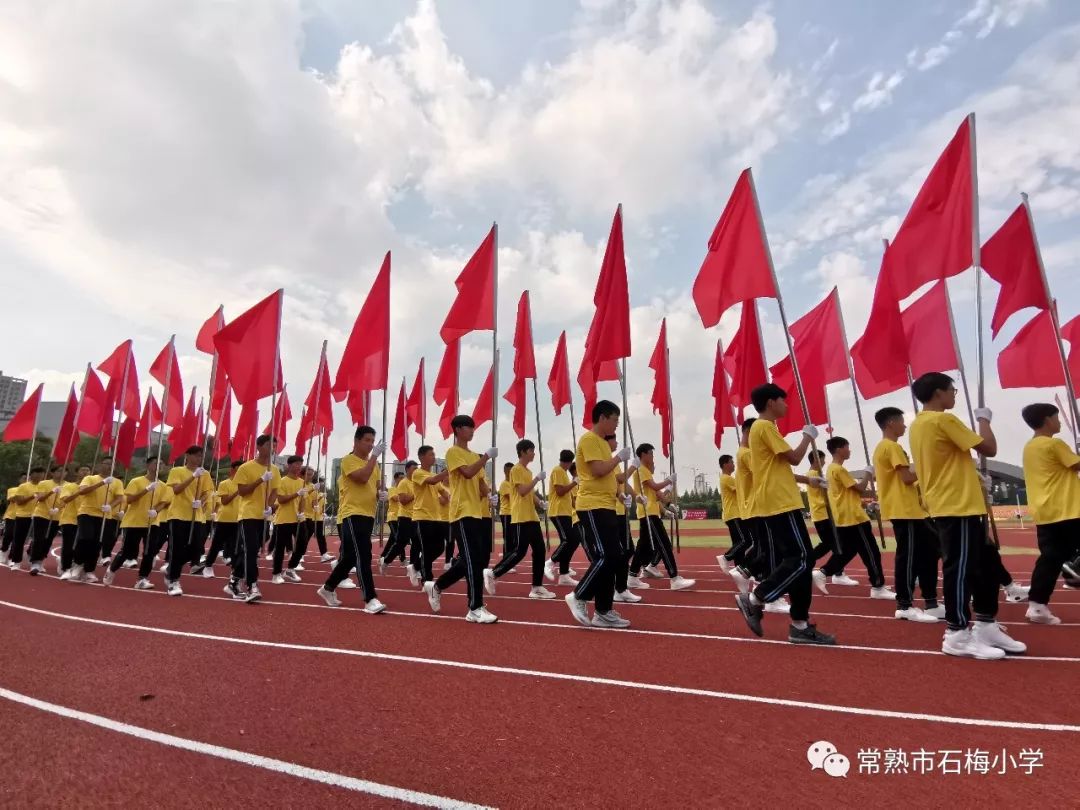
[729,568,750,595]
[831,574,859,586]
[264,552,273,561]
[626,575,650,590]
[567,567,578,577]
[82,572,98,584]
[122,559,137,569]
[407,565,420,588]
[378,557,388,576]
[202,565,215,579]
[924,604,946,619]
[0,550,7,565]
[529,586,557,599]
[670,576,695,591]
[565,592,591,627]
[466,606,498,624]
[245,584,262,604]
[294,562,305,572]
[99,557,110,567]
[482,568,496,596]
[716,554,730,573]
[543,559,556,582]
[558,574,578,586]
[317,586,341,607]
[320,553,333,562]
[764,597,790,614]
[870,586,896,600]
[642,565,662,578]
[134,578,154,590]
[1026,603,1061,625]
[364,598,387,615]
[167,582,183,597]
[811,569,829,595]
[423,580,442,613]
[159,563,168,573]
[895,606,939,623]
[973,621,1027,654]
[614,589,642,603]
[337,579,357,589]
[1004,583,1030,603]
[271,574,285,585]
[283,569,301,583]
[65,564,83,582]
[591,610,631,628]
[102,569,116,586]
[942,628,1004,659]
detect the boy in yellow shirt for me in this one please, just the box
[716,454,745,571]
[198,460,242,577]
[1,474,26,565]
[229,434,281,604]
[164,445,209,596]
[27,465,65,574]
[630,442,693,591]
[498,462,515,562]
[72,457,124,583]
[1020,403,1080,625]
[544,450,581,584]
[134,469,173,589]
[735,383,834,645]
[407,450,446,584]
[802,451,847,582]
[56,466,87,576]
[271,455,305,584]
[909,372,1024,659]
[8,465,45,568]
[379,470,410,577]
[103,456,160,585]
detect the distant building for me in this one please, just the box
[0,372,28,422]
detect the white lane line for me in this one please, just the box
[2,599,1077,733]
[0,685,491,809]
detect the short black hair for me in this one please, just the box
[450,414,474,432]
[809,449,826,463]
[49,465,62,474]
[417,445,434,457]
[146,455,158,464]
[393,471,405,480]
[516,439,535,456]
[559,449,575,464]
[718,454,733,466]
[875,407,904,429]
[636,443,654,458]
[741,417,757,432]
[100,454,113,462]
[912,372,954,405]
[503,462,514,472]
[230,460,243,469]
[185,445,203,456]
[826,436,849,454]
[592,399,620,423]
[29,466,44,474]
[256,434,274,448]
[286,454,302,465]
[751,383,787,413]
[404,460,418,470]
[1022,403,1058,430]
[354,425,376,440]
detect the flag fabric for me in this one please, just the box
[406,358,426,438]
[196,305,225,354]
[712,342,736,449]
[232,402,258,461]
[886,116,974,300]
[168,389,198,463]
[692,168,778,328]
[722,300,768,419]
[193,402,207,447]
[334,253,390,398]
[215,394,233,461]
[52,385,79,463]
[391,380,409,461]
[648,319,672,457]
[998,309,1065,389]
[472,365,495,431]
[770,352,828,436]
[2,383,43,442]
[149,340,184,426]
[304,350,333,432]
[503,378,528,439]
[900,281,959,377]
[548,331,572,416]
[981,203,1050,337]
[263,386,292,446]
[134,393,163,452]
[502,291,536,438]
[788,288,848,384]
[440,227,495,343]
[97,340,140,420]
[852,251,910,399]
[113,417,138,468]
[214,289,283,405]
[210,370,230,427]
[76,369,108,437]
[343,390,370,426]
[434,340,460,439]
[576,359,620,429]
[1061,313,1080,385]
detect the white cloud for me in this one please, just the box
[852,70,905,112]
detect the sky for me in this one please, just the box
[2,0,1079,484]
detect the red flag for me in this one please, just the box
[215,394,233,461]
[52,385,79,462]
[391,380,409,461]
[1061,313,1080,385]
[981,203,1050,337]
[502,291,536,438]
[196,305,225,354]
[263,386,293,445]
[548,331,572,416]
[76,369,108,437]
[232,401,258,461]
[2,383,43,442]
[998,309,1064,389]
[440,227,495,343]
[214,290,283,405]
[334,253,390,398]
[886,117,974,300]
[434,340,460,439]
[406,358,427,437]
[789,288,847,384]
[113,417,138,468]
[852,250,910,399]
[134,393,163,452]
[296,349,333,455]
[210,369,230,427]
[711,342,735,449]
[168,389,198,464]
[503,378,527,439]
[97,340,140,421]
[648,319,672,457]
[693,169,778,327]
[472,365,495,431]
[722,300,768,418]
[194,401,207,447]
[770,351,829,436]
[344,390,371,426]
[149,339,184,427]
[900,281,959,377]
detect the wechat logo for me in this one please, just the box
[807,741,850,778]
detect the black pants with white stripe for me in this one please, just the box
[288,519,319,570]
[724,518,753,564]
[435,517,489,611]
[414,519,445,582]
[74,515,103,571]
[548,515,580,574]
[326,515,377,600]
[138,524,168,579]
[232,518,266,587]
[573,508,620,614]
[820,522,884,587]
[890,518,940,610]
[314,520,327,555]
[9,516,32,563]
[381,518,411,566]
[630,515,678,578]
[167,520,196,582]
[1029,518,1080,606]
[29,516,57,564]
[614,514,633,593]
[60,523,78,571]
[743,517,773,580]
[108,527,148,574]
[493,520,545,587]
[500,514,514,559]
[206,522,238,567]
[751,510,814,622]
[811,519,839,562]
[936,515,999,630]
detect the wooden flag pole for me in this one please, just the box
[490,222,500,549]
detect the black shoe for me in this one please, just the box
[735,593,764,637]
[788,623,836,645]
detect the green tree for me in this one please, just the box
[0,435,55,492]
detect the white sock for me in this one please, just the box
[749,593,762,606]
[792,620,808,630]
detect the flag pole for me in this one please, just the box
[149,337,176,514]
[98,344,133,552]
[878,239,922,417]
[567,395,578,450]
[523,292,551,548]
[618,358,646,562]
[969,113,987,411]
[665,342,681,553]
[378,383,388,547]
[265,290,284,546]
[717,338,740,449]
[490,222,500,542]
[1021,192,1080,452]
[200,310,222,463]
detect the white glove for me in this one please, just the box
[192,499,203,509]
[484,446,498,459]
[103,476,114,485]
[571,476,580,485]
[261,471,273,482]
[377,491,388,502]
[538,499,548,510]
[533,472,545,484]
[117,511,124,518]
[147,482,158,492]
[299,486,310,496]
[625,459,640,474]
[802,425,819,440]
[101,504,111,513]
[52,486,61,495]
[616,446,633,463]
[489,494,500,507]
[148,509,158,519]
[624,495,636,509]
[371,441,386,457]
[974,407,992,423]
[668,473,678,488]
[263,507,273,518]
[193,467,206,478]
[49,508,59,516]
[814,478,829,490]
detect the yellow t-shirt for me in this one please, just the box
[59,482,81,525]
[571,492,579,525]
[1023,436,1080,525]
[719,473,739,521]
[407,470,437,521]
[873,439,927,521]
[437,484,450,522]
[338,453,379,521]
[509,464,539,524]
[166,467,207,522]
[806,469,828,523]
[548,467,574,518]
[14,481,39,519]
[216,479,241,523]
[576,431,617,511]
[77,476,125,519]
[3,486,18,520]
[32,480,59,520]
[747,420,802,518]
[446,445,485,521]
[387,482,400,521]
[498,480,513,516]
[397,478,415,520]
[121,476,154,528]
[735,447,753,517]
[634,467,662,518]
[313,492,325,521]
[274,476,304,524]
[235,461,281,521]
[152,485,173,526]
[909,411,985,518]
[616,480,628,517]
[827,462,868,528]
